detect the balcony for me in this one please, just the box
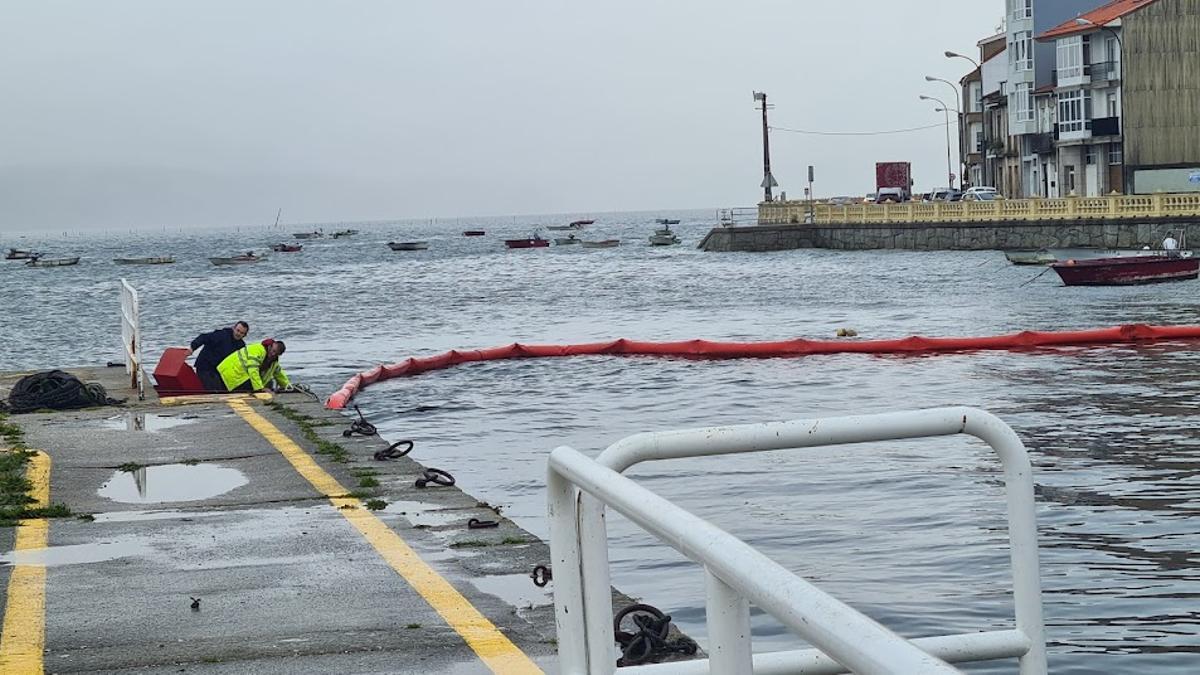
[1092,116,1120,137]
[1090,60,1121,82]
[1030,133,1055,155]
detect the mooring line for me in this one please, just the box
[0,450,50,675]
[226,399,542,675]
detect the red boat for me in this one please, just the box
[463,230,486,237]
[504,235,550,249]
[1050,254,1199,286]
[271,243,303,253]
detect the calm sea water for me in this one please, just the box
[3,210,1199,672]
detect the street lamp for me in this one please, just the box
[944,50,980,69]
[920,94,955,190]
[1074,17,1125,192]
[926,75,966,188]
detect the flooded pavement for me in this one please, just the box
[97,463,248,503]
[99,412,198,432]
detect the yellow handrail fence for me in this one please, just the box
[759,193,1200,226]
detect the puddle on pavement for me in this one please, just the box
[101,412,196,432]
[469,573,554,608]
[91,509,227,523]
[98,464,248,503]
[0,539,150,567]
[383,500,465,527]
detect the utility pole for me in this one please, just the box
[753,91,777,202]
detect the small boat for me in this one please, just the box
[330,229,359,238]
[5,248,39,260]
[649,225,681,246]
[1050,254,1199,286]
[547,222,588,231]
[463,230,486,237]
[113,256,175,265]
[293,231,324,240]
[209,253,266,266]
[1003,249,1056,265]
[580,239,620,249]
[655,218,681,225]
[570,219,595,226]
[555,235,581,245]
[1046,247,1162,262]
[388,241,429,251]
[505,235,550,249]
[270,243,303,253]
[25,256,80,267]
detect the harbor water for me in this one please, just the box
[3,211,1199,672]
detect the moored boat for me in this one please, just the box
[1003,248,1056,265]
[1045,247,1164,262]
[505,234,550,249]
[547,224,585,231]
[580,239,620,249]
[209,253,266,266]
[1050,254,1199,286]
[569,219,595,226]
[555,236,581,245]
[655,218,681,225]
[5,248,39,260]
[462,230,486,237]
[649,224,681,246]
[388,241,429,251]
[25,256,80,267]
[113,256,175,265]
[293,230,324,240]
[270,243,303,253]
[330,229,359,238]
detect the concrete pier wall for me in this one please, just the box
[698,218,1200,252]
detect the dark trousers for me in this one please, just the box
[197,368,226,392]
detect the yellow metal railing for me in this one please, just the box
[759,193,1200,225]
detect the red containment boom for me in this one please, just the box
[324,324,1200,409]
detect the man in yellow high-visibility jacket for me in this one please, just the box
[217,339,290,392]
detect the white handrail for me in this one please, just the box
[119,279,144,400]
[548,406,1047,674]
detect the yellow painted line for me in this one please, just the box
[0,450,51,675]
[226,399,543,675]
[159,392,272,407]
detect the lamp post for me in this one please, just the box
[946,50,987,187]
[753,91,777,202]
[920,95,955,190]
[926,75,966,188]
[1075,17,1125,192]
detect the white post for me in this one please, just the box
[548,468,590,673]
[579,494,618,672]
[705,569,753,674]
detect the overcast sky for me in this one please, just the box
[0,1,1003,230]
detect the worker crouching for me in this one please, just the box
[217,338,290,393]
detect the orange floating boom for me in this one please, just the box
[325,324,1200,409]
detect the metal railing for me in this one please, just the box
[548,407,1047,674]
[758,191,1200,225]
[718,207,760,227]
[119,279,145,400]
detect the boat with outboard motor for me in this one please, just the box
[1050,252,1198,286]
[6,248,40,260]
[463,230,486,237]
[649,224,681,246]
[655,218,681,225]
[26,256,80,267]
[505,234,550,249]
[331,229,359,238]
[293,230,324,240]
[209,252,266,266]
[113,256,175,265]
[271,243,303,253]
[388,241,429,251]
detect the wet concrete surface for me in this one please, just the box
[0,367,565,673]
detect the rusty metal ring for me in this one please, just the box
[374,440,414,461]
[414,467,455,488]
[531,565,552,587]
[468,518,499,529]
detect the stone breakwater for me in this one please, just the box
[698,218,1200,252]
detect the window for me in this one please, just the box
[1064,165,1077,193]
[1107,92,1119,117]
[1058,89,1092,134]
[1011,31,1033,71]
[1086,147,1097,165]
[1109,143,1123,165]
[1012,0,1032,20]
[975,130,984,153]
[1013,82,1034,122]
[1057,36,1084,79]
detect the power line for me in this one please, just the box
[769,122,945,137]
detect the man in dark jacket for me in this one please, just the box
[189,321,249,391]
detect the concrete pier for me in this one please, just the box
[0,368,692,673]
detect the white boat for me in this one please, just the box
[1002,249,1056,265]
[113,256,175,265]
[547,223,585,231]
[25,256,80,267]
[649,225,681,246]
[293,231,324,240]
[388,241,429,251]
[5,248,39,260]
[209,253,266,266]
[580,239,620,249]
[331,229,359,238]
[555,236,581,245]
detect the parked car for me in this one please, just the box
[929,188,961,202]
[862,193,876,204]
[962,186,999,199]
[962,191,997,201]
[875,187,908,203]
